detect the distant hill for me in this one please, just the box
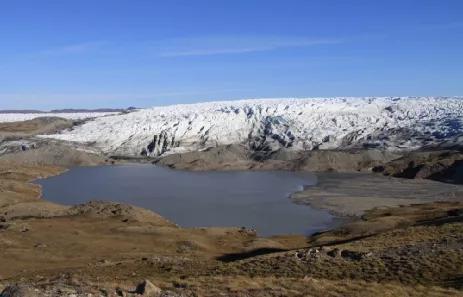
[0,110,45,114]
[49,108,131,113]
[0,107,137,114]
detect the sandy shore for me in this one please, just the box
[293,172,463,216]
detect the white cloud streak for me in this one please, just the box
[156,36,344,57]
[36,36,343,58]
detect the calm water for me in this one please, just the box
[37,164,335,236]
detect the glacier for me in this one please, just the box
[40,97,463,157]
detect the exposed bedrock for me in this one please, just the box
[373,149,463,184]
[155,145,463,185]
[154,145,401,172]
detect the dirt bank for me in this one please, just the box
[292,172,463,216]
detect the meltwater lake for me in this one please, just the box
[37,164,335,236]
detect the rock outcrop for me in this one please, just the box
[374,150,463,184]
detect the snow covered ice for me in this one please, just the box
[41,97,463,157]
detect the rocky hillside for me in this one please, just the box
[42,97,463,157]
[373,150,463,184]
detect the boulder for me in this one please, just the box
[0,284,38,297]
[133,280,162,296]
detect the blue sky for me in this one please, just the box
[1,0,462,109]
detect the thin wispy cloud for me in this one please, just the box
[40,41,107,56]
[33,36,343,58]
[156,36,344,57]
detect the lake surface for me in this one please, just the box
[37,164,335,236]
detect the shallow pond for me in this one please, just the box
[37,164,335,236]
